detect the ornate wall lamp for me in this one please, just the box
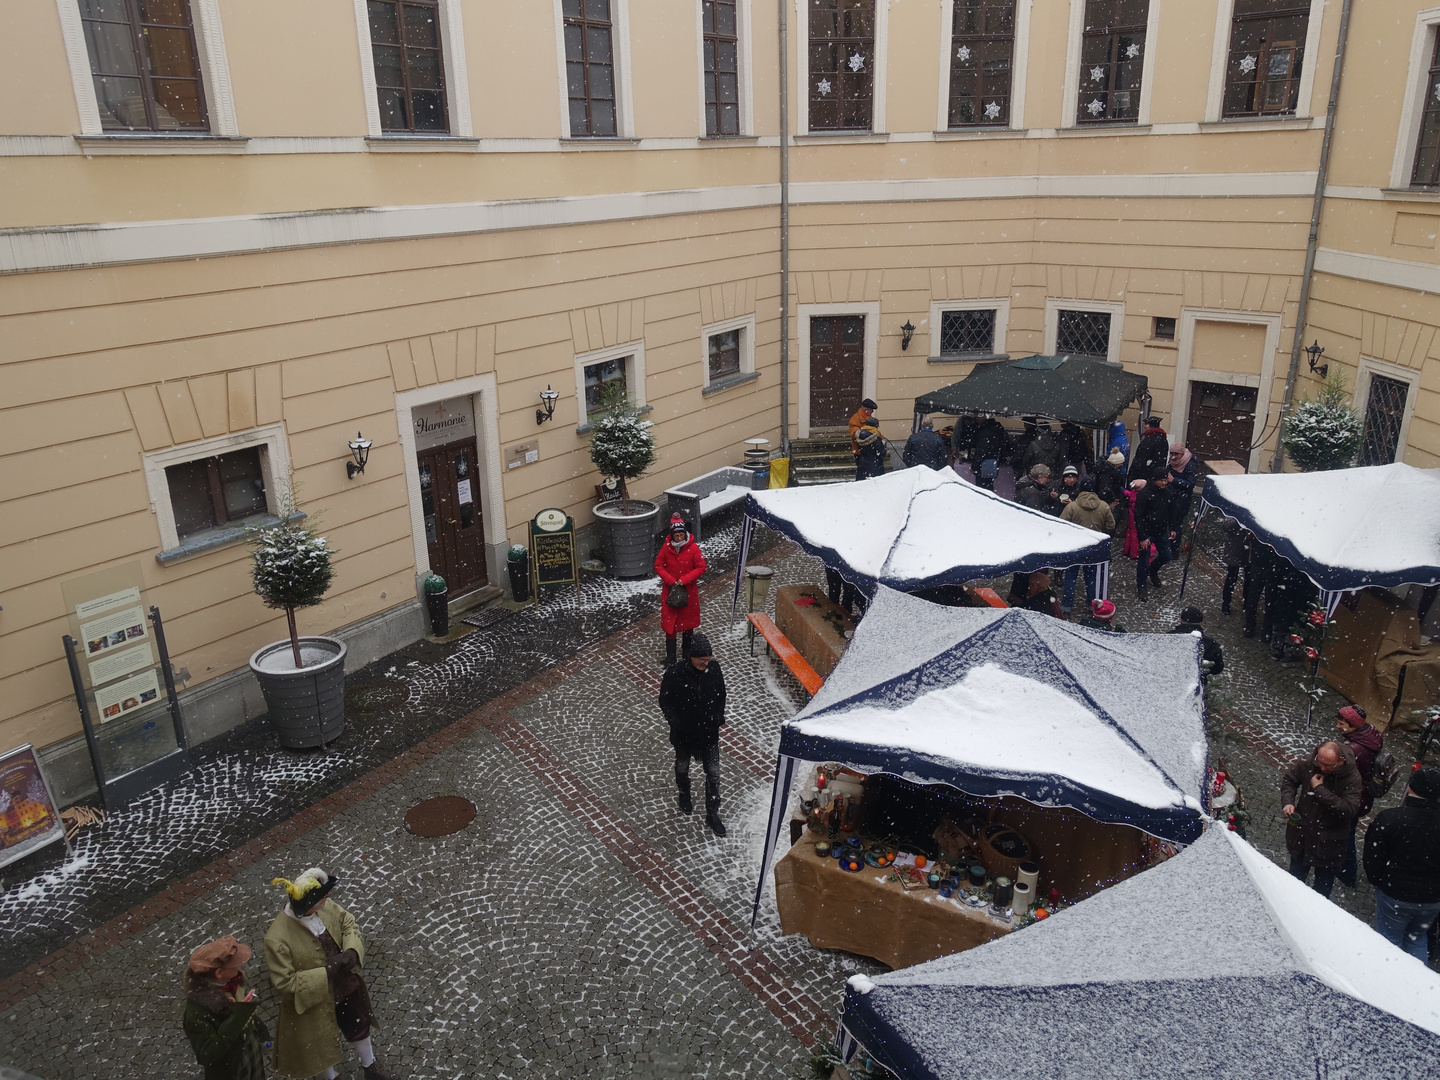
[346,432,372,479]
[536,385,560,425]
[1305,341,1328,379]
[900,320,916,351]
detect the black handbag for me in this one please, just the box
[665,584,690,609]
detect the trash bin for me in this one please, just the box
[507,545,531,602]
[423,573,449,637]
[748,462,770,490]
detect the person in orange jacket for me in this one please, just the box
[655,515,706,666]
[848,398,877,455]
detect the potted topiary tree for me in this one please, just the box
[1281,369,1364,472]
[589,385,660,579]
[246,500,347,749]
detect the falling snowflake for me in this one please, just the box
[816,78,831,96]
[957,45,971,61]
[848,52,866,72]
[1087,98,1105,116]
[1090,66,1104,82]
[1125,43,1141,59]
[1239,54,1257,74]
[984,101,1001,120]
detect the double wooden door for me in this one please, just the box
[1185,381,1258,469]
[418,438,487,595]
[809,315,866,428]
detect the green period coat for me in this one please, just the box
[182,977,270,1080]
[263,902,367,1079]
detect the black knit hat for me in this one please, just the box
[686,633,713,659]
[1409,768,1440,807]
[1180,606,1204,624]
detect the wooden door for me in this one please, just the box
[418,439,487,594]
[1185,381,1258,468]
[809,315,866,428]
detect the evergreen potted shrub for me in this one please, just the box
[1281,369,1364,472]
[589,385,661,579]
[245,501,347,748]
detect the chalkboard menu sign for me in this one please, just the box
[529,508,579,602]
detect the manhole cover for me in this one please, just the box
[345,678,410,716]
[461,606,512,630]
[404,796,476,837]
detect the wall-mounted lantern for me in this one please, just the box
[1305,340,1328,379]
[536,385,560,425]
[900,320,916,351]
[346,432,372,479]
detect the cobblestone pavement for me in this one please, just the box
[0,507,1431,1078]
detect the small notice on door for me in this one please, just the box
[456,479,473,506]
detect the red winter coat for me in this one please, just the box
[655,538,706,634]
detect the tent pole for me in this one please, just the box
[1177,499,1209,602]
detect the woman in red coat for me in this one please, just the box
[655,515,706,666]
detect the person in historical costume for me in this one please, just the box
[264,868,400,1080]
[183,935,270,1080]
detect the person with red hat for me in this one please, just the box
[654,514,706,667]
[263,867,399,1080]
[1078,598,1125,633]
[1336,704,1385,887]
[183,935,270,1080]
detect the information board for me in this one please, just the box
[529,508,579,604]
[0,745,66,871]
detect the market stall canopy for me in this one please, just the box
[739,466,1111,595]
[1202,463,1440,595]
[914,354,1148,427]
[840,827,1440,1079]
[786,587,1206,840]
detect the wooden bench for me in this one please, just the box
[663,465,755,542]
[746,613,825,697]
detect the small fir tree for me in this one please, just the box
[1281,368,1363,472]
[249,498,336,668]
[587,382,657,514]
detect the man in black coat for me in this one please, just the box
[1133,473,1174,600]
[1363,768,1440,961]
[657,632,728,836]
[1168,606,1224,675]
[1128,416,1170,483]
[902,419,948,470]
[1281,741,1364,898]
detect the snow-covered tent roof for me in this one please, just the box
[785,588,1207,843]
[743,466,1111,593]
[1203,463,1440,594]
[841,827,1440,1079]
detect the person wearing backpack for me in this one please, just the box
[1336,704,1387,888]
[1362,768,1440,961]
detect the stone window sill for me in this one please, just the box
[156,511,305,566]
[702,371,760,396]
[76,134,248,155]
[933,128,1026,140]
[366,136,480,153]
[1059,123,1149,137]
[560,137,642,149]
[928,353,1010,364]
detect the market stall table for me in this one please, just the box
[773,584,853,679]
[775,840,1009,971]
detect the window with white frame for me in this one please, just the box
[368,0,448,132]
[1075,0,1148,124]
[565,0,619,136]
[702,0,741,135]
[929,299,1011,360]
[1045,299,1124,364]
[142,424,291,559]
[574,342,646,425]
[1221,0,1310,118]
[61,0,238,136]
[701,314,756,388]
[948,0,1016,128]
[809,0,875,131]
[1415,32,1440,186]
[1355,359,1419,466]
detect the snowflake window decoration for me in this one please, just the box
[957,45,971,61]
[1090,66,1105,83]
[816,78,832,96]
[1086,98,1105,116]
[1125,43,1141,60]
[1433,82,1440,103]
[1239,54,1257,75]
[848,52,866,72]
[984,101,1001,120]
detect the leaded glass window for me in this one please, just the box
[939,309,997,356]
[1056,310,1111,358]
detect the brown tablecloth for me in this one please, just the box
[775,841,1009,970]
[774,584,854,679]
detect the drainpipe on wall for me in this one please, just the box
[1270,0,1354,472]
[778,0,791,457]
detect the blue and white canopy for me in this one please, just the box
[840,827,1440,1079]
[752,588,1207,922]
[734,466,1111,604]
[1199,463,1440,613]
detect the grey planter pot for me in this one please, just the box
[248,636,347,749]
[593,498,661,579]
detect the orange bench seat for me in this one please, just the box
[746,613,825,696]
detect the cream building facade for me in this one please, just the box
[2,0,1438,798]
